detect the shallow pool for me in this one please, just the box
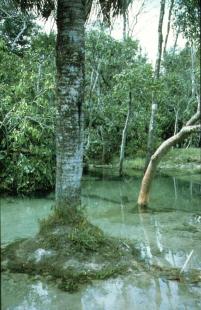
[1,173,201,309]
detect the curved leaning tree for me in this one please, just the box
[138,103,201,207]
[138,0,201,208]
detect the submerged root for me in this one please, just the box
[1,207,140,292]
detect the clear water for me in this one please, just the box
[1,172,201,310]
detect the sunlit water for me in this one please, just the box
[1,171,201,310]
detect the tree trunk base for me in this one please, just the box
[2,212,200,291]
[1,209,141,292]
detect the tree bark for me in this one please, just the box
[163,0,174,56]
[11,20,26,51]
[190,42,200,110]
[190,43,196,98]
[173,26,180,55]
[154,0,166,80]
[145,0,166,170]
[123,10,127,40]
[119,92,132,176]
[55,0,85,208]
[174,107,179,135]
[138,113,200,207]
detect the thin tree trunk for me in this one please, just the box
[123,10,127,40]
[173,108,179,148]
[55,0,85,209]
[154,0,166,80]
[85,62,101,153]
[145,0,166,169]
[163,0,174,56]
[173,177,178,200]
[145,97,158,169]
[100,127,106,164]
[36,62,42,93]
[11,20,26,51]
[173,26,180,55]
[174,108,179,135]
[36,55,44,94]
[138,112,200,207]
[119,92,132,176]
[190,42,200,110]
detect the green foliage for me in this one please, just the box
[0,32,56,193]
[157,46,200,145]
[0,0,39,55]
[173,0,200,43]
[85,30,153,162]
[1,24,199,194]
[163,147,201,164]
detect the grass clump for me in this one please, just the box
[1,205,140,292]
[115,148,200,173]
[38,206,113,253]
[162,148,201,164]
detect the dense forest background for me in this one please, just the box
[0,0,200,194]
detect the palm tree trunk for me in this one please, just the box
[55,0,85,209]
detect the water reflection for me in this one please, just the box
[83,175,201,271]
[1,197,52,244]
[2,273,200,310]
[1,174,201,309]
[81,275,201,310]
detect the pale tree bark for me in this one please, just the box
[85,62,101,152]
[100,126,106,164]
[173,26,180,55]
[119,92,132,176]
[145,0,166,169]
[173,177,178,201]
[55,0,85,208]
[163,0,174,56]
[154,0,166,80]
[173,107,179,148]
[190,43,196,98]
[11,20,26,51]
[190,42,200,109]
[138,111,201,207]
[123,9,128,40]
[173,107,179,136]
